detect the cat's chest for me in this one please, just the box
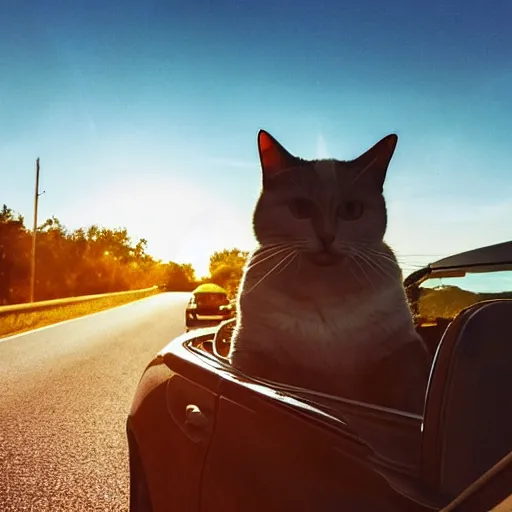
[257,285,407,348]
[268,306,351,345]
[263,294,369,342]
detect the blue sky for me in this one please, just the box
[1,0,511,277]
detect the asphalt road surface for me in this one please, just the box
[0,292,189,511]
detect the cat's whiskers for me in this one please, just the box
[255,240,306,254]
[345,258,367,288]
[277,253,298,275]
[295,252,302,276]
[355,245,400,266]
[245,245,295,271]
[354,249,396,282]
[347,252,376,291]
[347,241,401,271]
[372,258,401,280]
[255,242,296,254]
[356,244,400,271]
[242,251,297,296]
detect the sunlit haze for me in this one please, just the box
[2,0,511,277]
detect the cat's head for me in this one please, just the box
[253,130,397,267]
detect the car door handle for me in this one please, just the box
[185,404,208,430]
[166,376,214,442]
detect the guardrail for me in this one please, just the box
[0,286,159,319]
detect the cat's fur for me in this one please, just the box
[229,130,431,414]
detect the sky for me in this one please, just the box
[1,0,512,277]
[422,271,512,294]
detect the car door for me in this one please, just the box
[129,341,221,512]
[199,373,423,512]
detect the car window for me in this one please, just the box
[195,293,228,307]
[417,270,512,324]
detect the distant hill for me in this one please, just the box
[419,285,479,320]
[418,285,512,320]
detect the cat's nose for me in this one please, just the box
[318,234,335,250]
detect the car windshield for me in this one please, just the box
[417,269,512,323]
[195,293,228,307]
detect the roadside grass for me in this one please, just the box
[0,289,160,339]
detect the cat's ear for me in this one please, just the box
[257,130,298,183]
[353,134,398,191]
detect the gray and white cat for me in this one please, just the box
[228,130,431,414]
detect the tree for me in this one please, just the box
[0,203,255,305]
[0,205,28,304]
[164,262,197,291]
[208,248,249,297]
[0,204,200,304]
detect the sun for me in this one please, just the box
[64,174,256,278]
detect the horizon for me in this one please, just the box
[2,0,512,277]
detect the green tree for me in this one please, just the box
[208,248,249,297]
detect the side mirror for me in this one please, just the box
[214,318,236,359]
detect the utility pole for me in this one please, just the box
[30,158,41,303]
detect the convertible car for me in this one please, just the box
[127,240,512,511]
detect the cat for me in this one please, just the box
[227,130,432,415]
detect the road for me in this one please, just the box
[0,292,189,511]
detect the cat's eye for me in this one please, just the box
[338,200,363,220]
[289,198,314,219]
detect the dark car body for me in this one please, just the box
[127,240,512,512]
[185,283,235,331]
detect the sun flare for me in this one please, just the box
[65,174,256,277]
